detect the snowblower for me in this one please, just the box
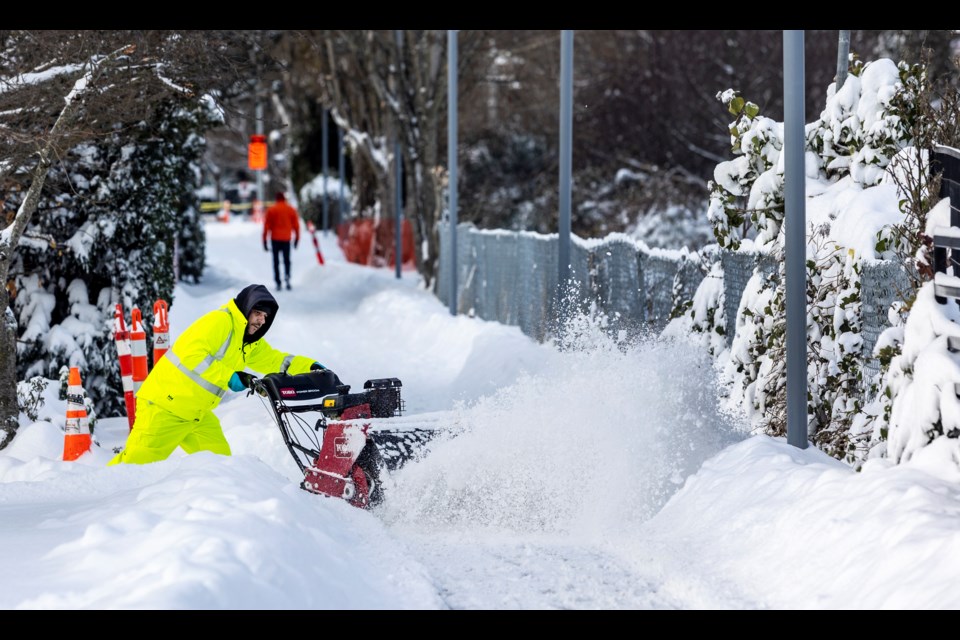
[249,370,435,509]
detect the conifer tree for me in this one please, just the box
[11,99,218,418]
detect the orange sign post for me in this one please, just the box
[248,134,267,171]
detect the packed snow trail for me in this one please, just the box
[4,219,755,609]
[207,219,750,608]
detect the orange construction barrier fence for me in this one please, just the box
[336,217,416,270]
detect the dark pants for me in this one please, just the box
[270,240,292,287]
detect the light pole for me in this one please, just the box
[784,30,809,450]
[448,29,459,315]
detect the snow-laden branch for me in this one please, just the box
[0,63,86,95]
[0,44,135,256]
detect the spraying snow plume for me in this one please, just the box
[380,309,745,541]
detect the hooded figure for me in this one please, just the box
[108,284,330,465]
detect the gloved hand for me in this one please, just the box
[229,371,255,392]
[294,238,299,249]
[263,242,269,252]
[310,363,346,390]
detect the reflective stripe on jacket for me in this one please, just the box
[137,298,314,421]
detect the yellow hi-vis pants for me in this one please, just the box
[107,397,231,465]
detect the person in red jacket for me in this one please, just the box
[262,191,301,291]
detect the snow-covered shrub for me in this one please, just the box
[855,196,960,473]
[707,91,783,251]
[860,282,960,476]
[805,236,865,461]
[16,376,48,423]
[662,253,726,358]
[691,55,940,465]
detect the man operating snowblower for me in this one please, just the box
[108,283,336,465]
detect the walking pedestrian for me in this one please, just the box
[263,191,301,291]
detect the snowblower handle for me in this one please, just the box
[247,376,267,398]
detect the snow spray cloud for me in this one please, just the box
[380,304,745,541]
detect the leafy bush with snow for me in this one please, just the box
[687,55,960,470]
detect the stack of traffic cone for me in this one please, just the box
[63,367,91,461]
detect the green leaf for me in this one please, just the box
[745,102,760,118]
[729,96,745,116]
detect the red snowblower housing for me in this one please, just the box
[253,370,403,509]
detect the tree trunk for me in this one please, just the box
[0,299,17,448]
[407,136,441,290]
[0,147,60,448]
[394,31,446,292]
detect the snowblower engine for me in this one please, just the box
[319,377,404,420]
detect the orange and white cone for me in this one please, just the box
[130,307,148,397]
[63,367,91,461]
[153,299,170,364]
[114,304,136,429]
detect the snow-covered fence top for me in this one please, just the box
[437,222,908,376]
[437,222,704,341]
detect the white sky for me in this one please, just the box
[2,215,960,610]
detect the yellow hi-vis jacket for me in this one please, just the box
[137,297,315,422]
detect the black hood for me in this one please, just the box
[234,284,279,343]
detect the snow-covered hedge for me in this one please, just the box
[677,56,960,474]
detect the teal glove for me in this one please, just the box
[310,362,326,371]
[229,372,252,392]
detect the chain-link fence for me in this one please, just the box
[437,222,908,375]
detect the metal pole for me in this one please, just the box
[395,30,404,280]
[255,98,264,205]
[558,30,573,297]
[338,126,346,231]
[836,30,851,90]
[448,29,459,315]
[322,107,329,234]
[395,139,403,279]
[784,30,808,450]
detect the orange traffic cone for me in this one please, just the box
[63,367,91,461]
